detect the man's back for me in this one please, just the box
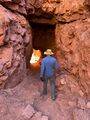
[40,56,59,77]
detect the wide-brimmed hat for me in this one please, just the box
[44,49,54,55]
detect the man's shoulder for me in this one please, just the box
[42,56,49,62]
[42,56,56,61]
[42,57,46,60]
[51,56,56,61]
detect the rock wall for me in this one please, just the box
[55,0,90,97]
[39,0,90,97]
[0,0,90,97]
[0,5,32,88]
[55,20,90,97]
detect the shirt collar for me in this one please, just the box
[47,55,51,58]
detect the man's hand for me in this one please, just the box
[40,77,44,82]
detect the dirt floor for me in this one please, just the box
[0,69,90,120]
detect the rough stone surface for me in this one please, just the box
[55,19,90,97]
[73,109,89,120]
[86,102,90,109]
[0,73,50,120]
[0,1,90,120]
[0,8,9,46]
[41,116,48,120]
[23,0,90,97]
[0,68,89,120]
[0,5,32,88]
[77,97,86,109]
[0,0,27,15]
[22,104,36,119]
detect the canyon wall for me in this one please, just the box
[0,4,32,88]
[0,0,90,97]
[41,0,90,97]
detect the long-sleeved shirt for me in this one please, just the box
[40,56,59,78]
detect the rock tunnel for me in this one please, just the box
[28,23,56,70]
[0,1,90,119]
[0,0,90,100]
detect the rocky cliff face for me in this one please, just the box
[41,0,90,97]
[55,19,90,97]
[0,0,90,97]
[0,5,32,88]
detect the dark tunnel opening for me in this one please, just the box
[31,23,56,56]
[26,22,56,70]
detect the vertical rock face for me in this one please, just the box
[0,0,47,16]
[36,0,90,97]
[54,0,90,97]
[0,0,27,15]
[0,5,32,88]
[55,19,90,97]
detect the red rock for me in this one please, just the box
[0,36,4,46]
[0,0,90,100]
[77,98,86,110]
[0,47,13,65]
[22,104,36,119]
[60,78,66,85]
[31,112,42,120]
[0,5,32,88]
[0,8,9,46]
[41,116,48,120]
[73,109,89,120]
[86,102,90,109]
[78,90,84,97]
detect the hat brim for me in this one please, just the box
[44,52,54,55]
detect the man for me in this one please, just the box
[40,49,59,100]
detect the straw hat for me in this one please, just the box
[44,49,54,55]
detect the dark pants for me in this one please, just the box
[43,76,55,98]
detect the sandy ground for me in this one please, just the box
[0,69,90,120]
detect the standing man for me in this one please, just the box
[40,49,59,100]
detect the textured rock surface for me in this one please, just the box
[0,73,49,120]
[0,0,90,99]
[73,109,89,120]
[0,72,89,120]
[0,0,90,120]
[40,0,90,97]
[55,18,90,97]
[0,5,32,88]
[0,0,27,15]
[0,7,9,46]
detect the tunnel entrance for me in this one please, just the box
[29,23,56,70]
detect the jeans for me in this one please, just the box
[43,76,55,98]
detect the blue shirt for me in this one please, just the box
[40,56,59,78]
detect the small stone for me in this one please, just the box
[0,35,4,46]
[77,98,86,109]
[68,101,76,107]
[60,78,66,85]
[86,102,90,109]
[32,112,42,120]
[79,90,84,97]
[22,104,36,119]
[0,63,3,70]
[41,116,48,120]
[0,75,8,81]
